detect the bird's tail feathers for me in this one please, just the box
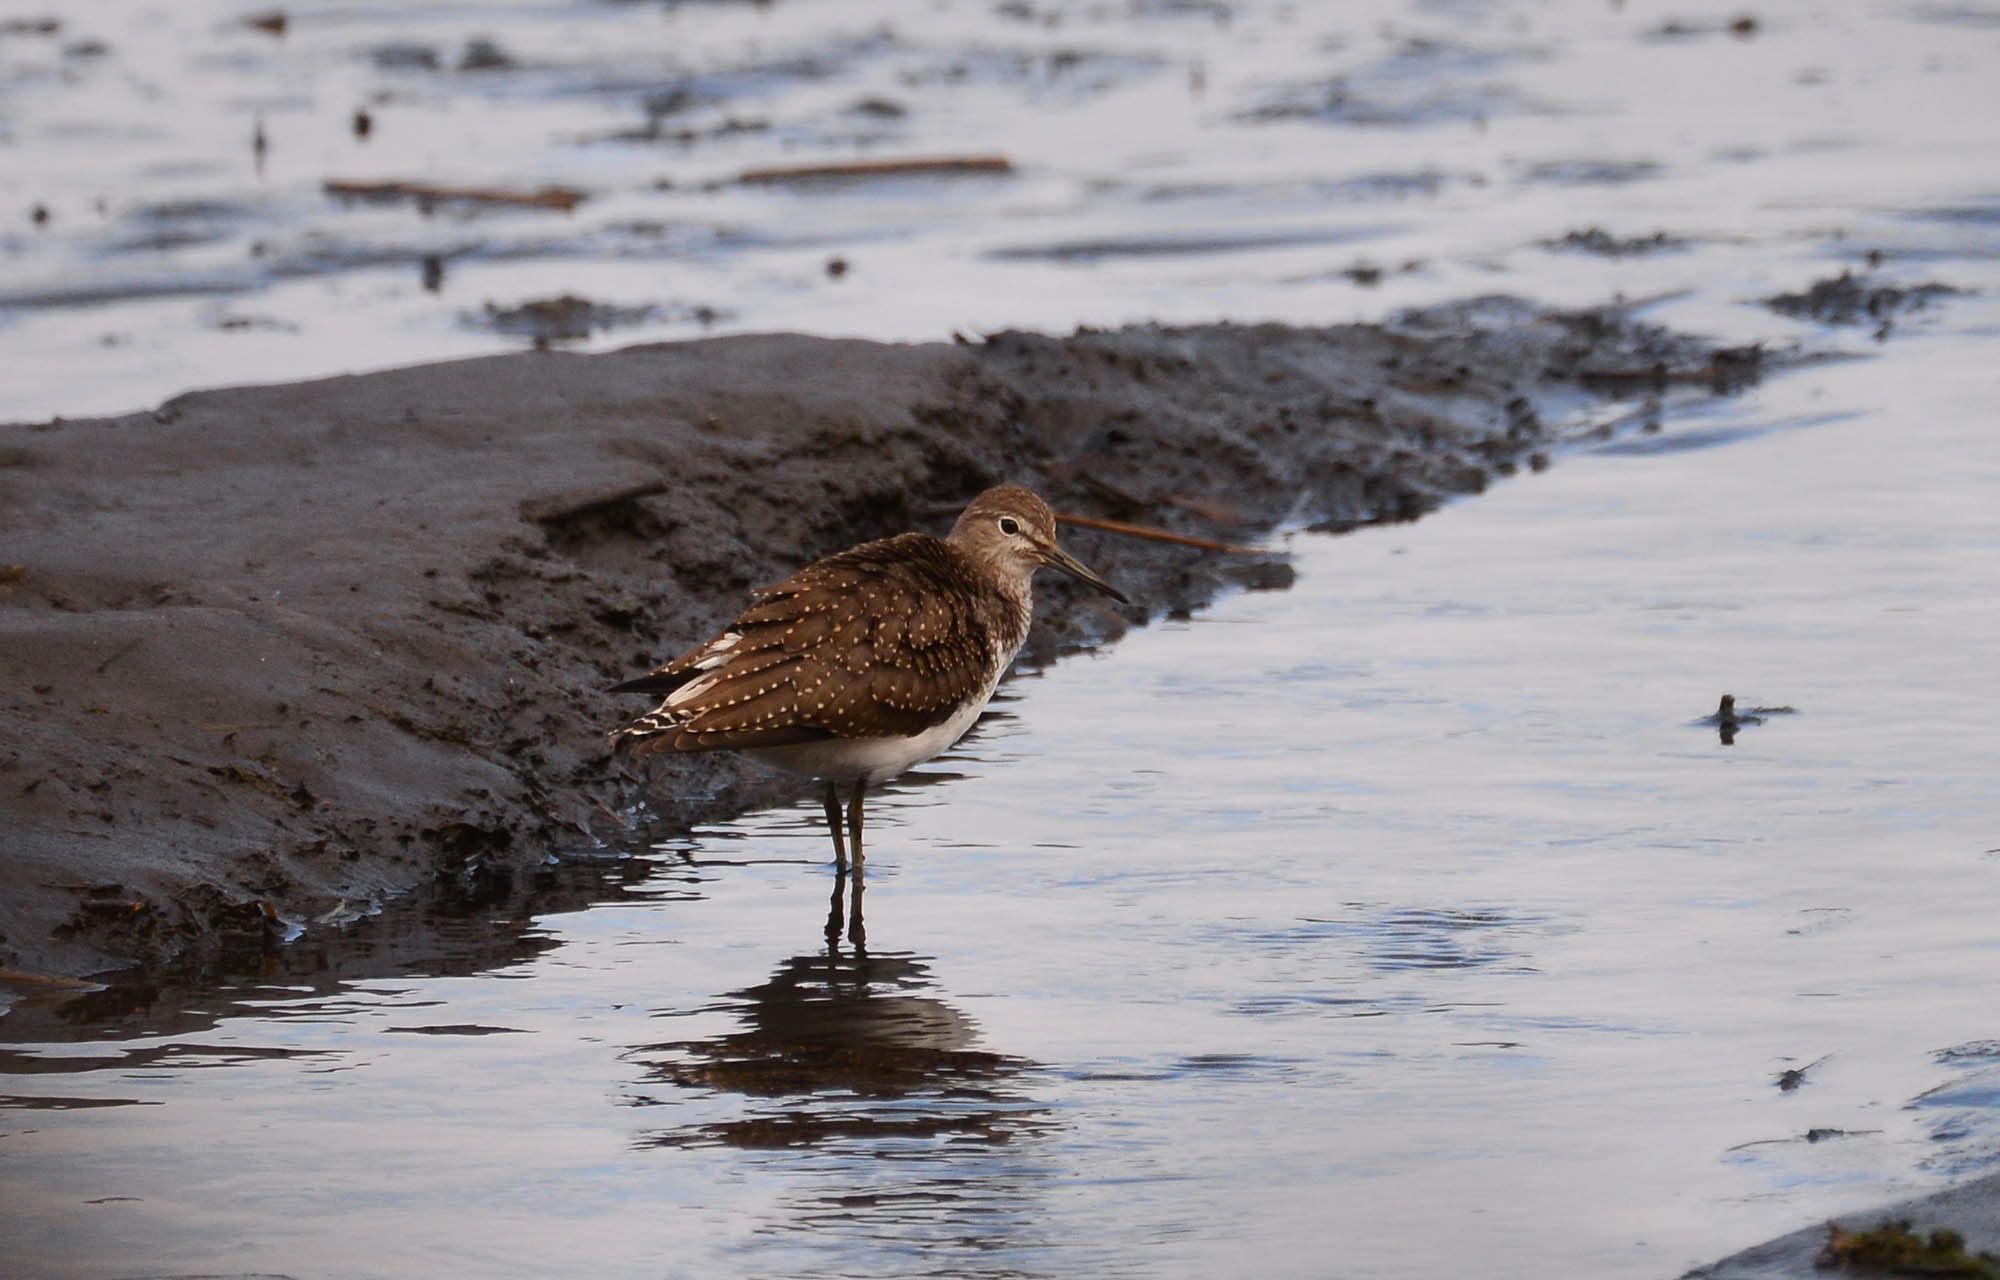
[607,707,684,752]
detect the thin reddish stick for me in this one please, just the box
[1054,512,1269,556]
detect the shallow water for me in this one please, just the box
[7,0,2000,1276]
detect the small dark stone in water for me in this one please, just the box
[825,255,849,279]
[849,96,907,118]
[420,255,445,292]
[1699,693,1795,745]
[1345,263,1383,286]
[31,203,49,227]
[1730,14,1759,37]
[372,42,440,71]
[644,85,696,120]
[352,108,372,140]
[458,38,514,72]
[246,10,286,38]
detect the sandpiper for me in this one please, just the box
[608,485,1128,866]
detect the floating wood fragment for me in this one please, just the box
[736,155,1013,184]
[1054,511,1269,556]
[322,179,586,212]
[0,968,102,991]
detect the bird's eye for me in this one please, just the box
[997,516,1021,536]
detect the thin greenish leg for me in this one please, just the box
[847,782,865,870]
[823,780,848,869]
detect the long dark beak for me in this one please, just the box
[1041,543,1130,605]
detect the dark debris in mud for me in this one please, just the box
[1544,227,1690,257]
[1644,14,1763,41]
[1764,271,1965,329]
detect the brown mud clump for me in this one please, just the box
[1,305,1766,979]
[1765,271,1963,329]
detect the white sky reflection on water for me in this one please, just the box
[1,0,1997,417]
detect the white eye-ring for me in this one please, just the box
[997,516,1021,536]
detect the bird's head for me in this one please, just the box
[949,485,1129,604]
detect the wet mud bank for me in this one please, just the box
[0,300,1753,980]
[1686,1169,2000,1280]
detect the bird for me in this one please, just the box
[608,485,1128,869]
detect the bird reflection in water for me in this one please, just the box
[631,938,1044,1152]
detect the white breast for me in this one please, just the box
[745,660,1009,788]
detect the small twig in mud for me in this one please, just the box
[736,155,1013,184]
[0,968,101,991]
[1075,472,1148,514]
[522,479,669,527]
[1063,468,1244,526]
[1054,511,1270,556]
[322,179,586,212]
[1161,493,1244,524]
[586,794,630,829]
[94,639,142,677]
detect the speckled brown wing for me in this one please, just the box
[610,533,1025,753]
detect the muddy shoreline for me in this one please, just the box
[0,300,1741,982]
[1685,1169,2000,1279]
